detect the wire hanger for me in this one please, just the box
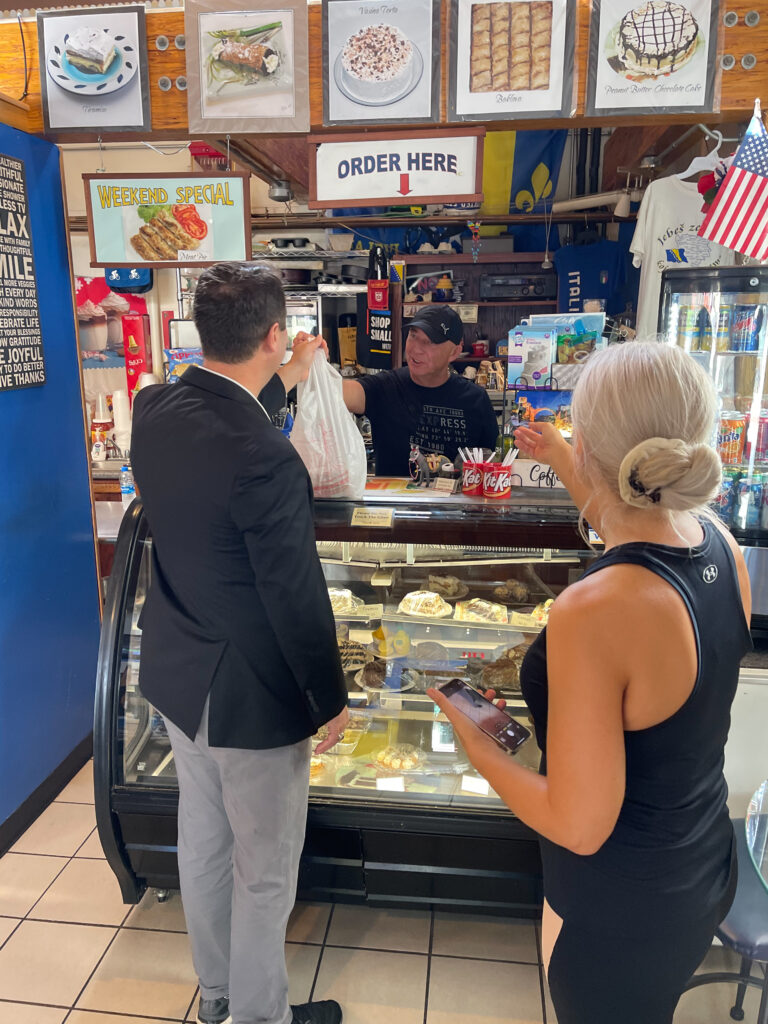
[676,130,723,179]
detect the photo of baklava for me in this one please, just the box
[469,0,552,92]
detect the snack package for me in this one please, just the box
[552,332,598,388]
[165,348,204,382]
[507,328,555,389]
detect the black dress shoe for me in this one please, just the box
[197,996,232,1024]
[291,999,342,1024]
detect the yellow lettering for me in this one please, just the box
[121,188,132,206]
[96,185,113,209]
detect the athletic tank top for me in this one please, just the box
[520,520,752,934]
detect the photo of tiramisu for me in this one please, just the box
[64,27,118,75]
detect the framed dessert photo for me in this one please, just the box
[322,0,441,126]
[586,0,719,116]
[37,5,150,134]
[449,0,576,122]
[185,0,309,134]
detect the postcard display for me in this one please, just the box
[449,0,576,121]
[322,0,441,126]
[586,0,720,115]
[36,5,151,133]
[184,0,310,133]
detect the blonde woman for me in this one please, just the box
[430,342,752,1024]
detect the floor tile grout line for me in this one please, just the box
[422,908,435,1024]
[308,903,335,1003]
[64,920,124,1017]
[71,825,100,859]
[19,846,83,923]
[0,917,22,953]
[54,800,96,806]
[184,983,201,1022]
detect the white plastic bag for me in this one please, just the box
[290,352,367,498]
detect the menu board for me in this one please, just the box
[0,153,45,392]
[83,172,252,268]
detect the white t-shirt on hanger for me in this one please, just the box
[630,176,735,340]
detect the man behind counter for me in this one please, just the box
[342,306,499,476]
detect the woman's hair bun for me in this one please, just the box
[618,437,722,511]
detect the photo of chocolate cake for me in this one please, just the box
[616,0,698,77]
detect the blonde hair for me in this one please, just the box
[572,341,721,513]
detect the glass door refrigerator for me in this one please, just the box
[659,265,768,631]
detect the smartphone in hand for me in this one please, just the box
[438,678,531,754]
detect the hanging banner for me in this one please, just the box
[309,129,485,209]
[83,171,251,268]
[0,153,45,392]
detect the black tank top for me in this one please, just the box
[520,520,752,934]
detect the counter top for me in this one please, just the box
[96,501,125,542]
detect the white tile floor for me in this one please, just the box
[0,760,762,1023]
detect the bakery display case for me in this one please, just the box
[94,494,591,913]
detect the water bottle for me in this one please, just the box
[120,464,136,510]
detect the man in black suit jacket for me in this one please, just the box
[132,263,347,1024]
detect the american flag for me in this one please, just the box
[698,113,768,261]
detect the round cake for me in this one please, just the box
[617,1,698,77]
[341,24,412,82]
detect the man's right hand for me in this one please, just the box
[314,707,350,755]
[277,333,328,393]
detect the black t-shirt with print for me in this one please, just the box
[359,367,499,476]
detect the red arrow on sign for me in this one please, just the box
[398,173,412,196]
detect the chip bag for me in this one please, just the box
[290,352,367,498]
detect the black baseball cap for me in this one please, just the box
[405,305,464,345]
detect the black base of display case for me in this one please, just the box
[105,790,543,915]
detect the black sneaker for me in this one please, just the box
[197,996,232,1024]
[291,1000,342,1024]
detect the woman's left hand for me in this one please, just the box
[427,686,507,764]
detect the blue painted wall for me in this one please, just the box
[0,124,101,826]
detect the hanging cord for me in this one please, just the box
[17,14,30,102]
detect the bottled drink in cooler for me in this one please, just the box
[735,472,764,529]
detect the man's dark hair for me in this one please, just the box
[193,262,286,363]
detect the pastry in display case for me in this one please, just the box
[94,495,592,911]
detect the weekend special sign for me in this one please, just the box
[84,172,252,267]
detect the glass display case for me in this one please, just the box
[659,266,768,627]
[94,495,593,912]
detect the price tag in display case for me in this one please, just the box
[377,776,406,792]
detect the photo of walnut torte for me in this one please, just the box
[469,1,552,93]
[617,0,699,77]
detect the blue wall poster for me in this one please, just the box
[0,152,46,391]
[0,124,100,834]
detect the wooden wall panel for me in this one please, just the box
[0,3,765,143]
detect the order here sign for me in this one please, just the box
[309,129,484,209]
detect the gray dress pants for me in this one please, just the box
[164,700,311,1024]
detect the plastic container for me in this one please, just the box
[120,464,136,510]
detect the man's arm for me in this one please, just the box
[342,379,366,414]
[258,374,287,418]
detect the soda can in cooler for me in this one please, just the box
[677,306,701,350]
[756,414,768,462]
[735,472,764,529]
[716,305,733,352]
[717,412,747,464]
[714,466,741,525]
[762,480,768,529]
[699,310,713,352]
[731,304,763,352]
